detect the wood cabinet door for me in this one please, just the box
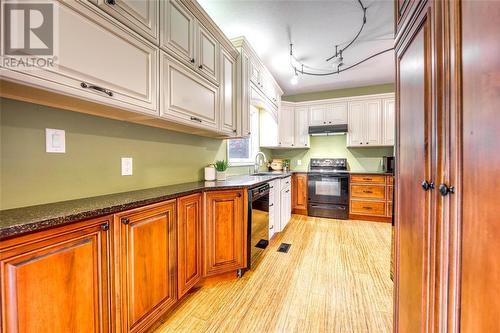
[364,100,382,145]
[0,217,111,333]
[325,102,348,125]
[294,106,310,147]
[382,98,395,146]
[220,49,236,135]
[203,190,246,277]
[309,105,327,125]
[395,7,434,332]
[91,0,159,42]
[279,105,295,147]
[197,24,219,84]
[292,174,308,210]
[160,52,218,130]
[347,101,365,146]
[161,0,195,64]
[177,193,202,298]
[116,201,177,333]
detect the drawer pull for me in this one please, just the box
[80,82,113,97]
[363,190,373,194]
[269,203,274,207]
[190,116,202,123]
[190,58,195,63]
[106,0,116,4]
[362,178,372,181]
[236,193,242,197]
[362,206,373,210]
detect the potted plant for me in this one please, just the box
[214,160,229,181]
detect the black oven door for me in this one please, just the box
[308,173,349,205]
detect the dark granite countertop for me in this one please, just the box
[0,173,292,240]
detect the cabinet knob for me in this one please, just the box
[106,0,116,4]
[198,65,203,69]
[438,183,455,196]
[101,223,109,231]
[366,142,369,144]
[233,129,237,133]
[421,180,434,191]
[236,192,242,197]
[190,58,195,63]
[121,218,130,225]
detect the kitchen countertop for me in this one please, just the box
[0,173,292,240]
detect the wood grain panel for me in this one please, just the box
[177,193,202,298]
[292,173,308,213]
[351,200,386,216]
[351,174,386,184]
[351,184,386,200]
[0,217,111,333]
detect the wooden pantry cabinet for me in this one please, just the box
[0,216,112,333]
[349,174,393,223]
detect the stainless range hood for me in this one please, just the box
[308,124,348,136]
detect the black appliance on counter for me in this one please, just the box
[247,183,270,271]
[383,156,395,173]
[307,158,349,219]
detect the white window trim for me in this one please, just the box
[227,107,260,166]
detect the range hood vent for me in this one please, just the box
[308,124,348,136]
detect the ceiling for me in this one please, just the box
[198,0,395,96]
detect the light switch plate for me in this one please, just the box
[121,157,133,176]
[46,128,66,153]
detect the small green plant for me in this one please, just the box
[214,160,229,172]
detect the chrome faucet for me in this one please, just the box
[254,151,267,174]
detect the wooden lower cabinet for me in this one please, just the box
[177,193,202,298]
[291,173,308,215]
[349,174,393,222]
[114,201,177,333]
[203,189,246,277]
[0,216,112,333]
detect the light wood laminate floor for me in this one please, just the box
[155,215,393,333]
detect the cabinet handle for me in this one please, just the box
[106,0,116,4]
[270,203,274,207]
[121,218,130,225]
[362,178,372,181]
[190,58,195,63]
[101,223,109,231]
[270,225,274,229]
[286,190,290,193]
[236,192,242,197]
[198,65,203,69]
[81,82,113,96]
[421,180,435,191]
[363,190,373,194]
[363,206,373,210]
[190,116,202,123]
[233,129,237,133]
[438,183,455,196]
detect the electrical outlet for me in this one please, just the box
[46,128,66,153]
[121,157,133,176]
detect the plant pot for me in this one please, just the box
[204,166,216,181]
[216,171,227,181]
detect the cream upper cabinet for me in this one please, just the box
[260,110,279,147]
[295,106,310,148]
[89,0,159,42]
[239,52,252,137]
[326,102,348,125]
[1,1,158,115]
[219,49,236,135]
[309,105,328,126]
[197,24,219,84]
[279,105,295,147]
[382,98,395,146]
[160,52,218,131]
[161,0,195,64]
[347,99,383,147]
[250,60,261,88]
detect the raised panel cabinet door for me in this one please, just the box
[177,193,202,298]
[309,105,327,125]
[292,173,308,210]
[0,217,111,333]
[240,52,252,137]
[382,98,395,146]
[220,49,236,135]
[250,60,261,87]
[116,201,177,333]
[279,106,295,147]
[260,109,279,147]
[325,102,348,125]
[161,52,218,130]
[347,101,365,146]
[197,23,219,83]
[2,1,158,114]
[395,10,433,332]
[204,190,246,277]
[161,0,195,64]
[91,0,159,42]
[364,99,382,145]
[294,106,310,147]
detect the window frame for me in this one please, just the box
[227,107,259,166]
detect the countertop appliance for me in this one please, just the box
[383,156,395,173]
[247,183,270,270]
[307,158,349,219]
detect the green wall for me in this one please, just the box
[271,136,393,172]
[282,83,395,102]
[0,98,251,210]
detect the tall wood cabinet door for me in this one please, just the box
[203,190,246,277]
[220,49,236,135]
[292,173,308,210]
[161,0,195,65]
[160,52,218,130]
[294,106,310,147]
[325,102,348,125]
[382,98,395,146]
[91,0,159,42]
[364,100,382,145]
[116,201,177,333]
[0,217,111,333]
[395,9,434,332]
[177,193,202,298]
[197,24,219,84]
[347,101,365,146]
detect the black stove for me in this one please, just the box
[308,158,350,220]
